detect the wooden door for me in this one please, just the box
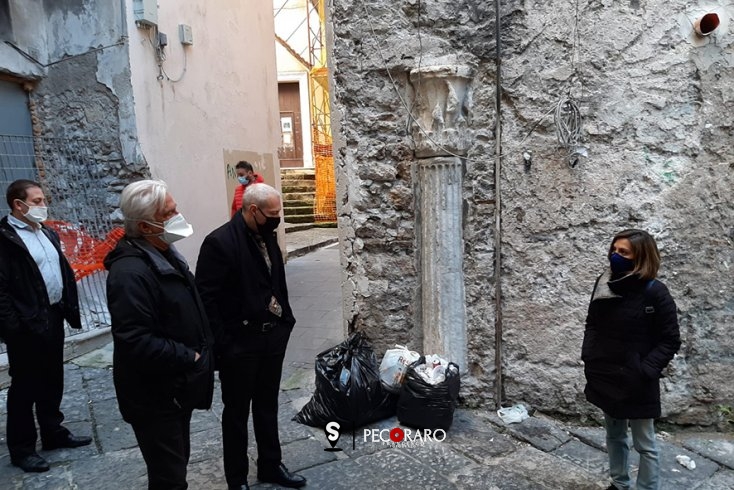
[277,82,304,168]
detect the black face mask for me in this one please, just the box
[609,253,635,275]
[256,207,281,235]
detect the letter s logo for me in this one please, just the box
[325,421,340,442]
[324,421,343,451]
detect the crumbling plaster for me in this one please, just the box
[1,0,142,225]
[3,0,284,266]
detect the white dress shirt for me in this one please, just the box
[7,214,64,305]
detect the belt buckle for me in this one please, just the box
[261,322,273,333]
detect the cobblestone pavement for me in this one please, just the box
[1,238,733,489]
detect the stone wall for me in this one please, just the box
[21,0,147,228]
[330,0,734,424]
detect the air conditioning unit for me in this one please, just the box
[133,0,158,28]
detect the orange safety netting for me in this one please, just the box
[45,221,125,281]
[310,64,336,223]
[313,137,336,222]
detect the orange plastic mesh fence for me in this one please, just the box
[45,221,125,281]
[313,131,336,222]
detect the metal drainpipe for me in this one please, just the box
[494,0,504,410]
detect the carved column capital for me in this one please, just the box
[409,61,474,158]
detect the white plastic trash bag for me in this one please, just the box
[497,404,529,424]
[379,345,420,392]
[414,354,450,385]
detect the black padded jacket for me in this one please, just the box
[582,270,681,419]
[0,216,81,342]
[104,237,214,424]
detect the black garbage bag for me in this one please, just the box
[294,331,397,429]
[397,358,460,431]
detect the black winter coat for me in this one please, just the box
[582,270,681,419]
[104,237,214,425]
[195,213,295,360]
[0,216,81,341]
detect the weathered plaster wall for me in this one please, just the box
[6,1,48,64]
[1,2,46,79]
[1,0,141,228]
[37,0,131,153]
[330,0,733,424]
[2,0,282,265]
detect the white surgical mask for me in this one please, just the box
[143,213,193,244]
[18,200,48,223]
[161,213,193,244]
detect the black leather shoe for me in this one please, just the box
[227,485,250,490]
[258,463,306,488]
[11,453,50,473]
[42,434,93,450]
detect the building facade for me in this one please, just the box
[0,0,282,264]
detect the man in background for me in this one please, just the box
[231,160,264,217]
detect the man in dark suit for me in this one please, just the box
[0,179,92,473]
[196,183,306,490]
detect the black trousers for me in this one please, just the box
[132,410,193,490]
[219,323,291,486]
[6,305,69,459]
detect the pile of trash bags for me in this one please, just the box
[294,333,460,431]
[293,332,397,429]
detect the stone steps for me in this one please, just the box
[281,168,316,225]
[282,181,316,193]
[285,191,317,201]
[283,214,315,224]
[285,223,315,233]
[286,205,316,216]
[283,198,315,208]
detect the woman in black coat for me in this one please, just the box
[582,229,681,490]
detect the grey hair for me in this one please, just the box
[120,179,168,237]
[242,183,281,208]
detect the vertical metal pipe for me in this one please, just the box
[494,0,504,409]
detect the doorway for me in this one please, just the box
[278,82,304,168]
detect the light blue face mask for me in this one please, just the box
[238,176,249,185]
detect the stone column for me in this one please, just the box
[416,157,466,368]
[410,59,473,370]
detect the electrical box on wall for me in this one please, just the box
[179,24,194,45]
[133,0,158,28]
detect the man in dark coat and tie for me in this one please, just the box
[196,183,306,490]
